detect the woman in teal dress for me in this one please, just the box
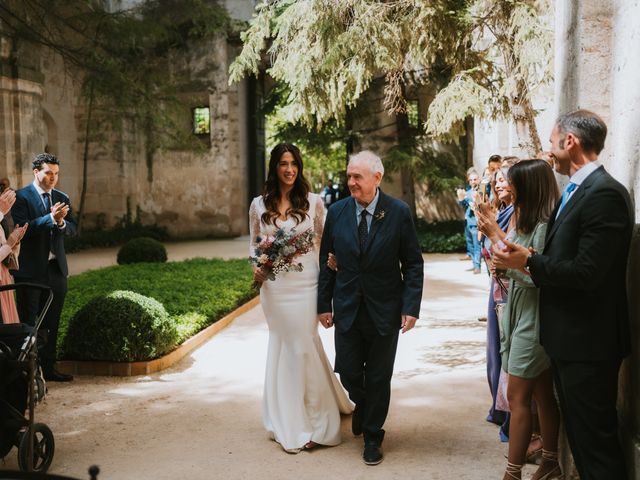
[479,160,562,480]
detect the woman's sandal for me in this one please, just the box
[303,441,318,451]
[530,450,563,480]
[526,434,543,464]
[504,461,523,479]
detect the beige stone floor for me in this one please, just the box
[1,241,537,479]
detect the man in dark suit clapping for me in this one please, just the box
[12,153,77,382]
[494,110,633,480]
[318,151,424,465]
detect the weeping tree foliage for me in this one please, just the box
[0,0,231,229]
[229,0,552,156]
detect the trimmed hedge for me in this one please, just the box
[416,219,466,253]
[64,291,178,362]
[117,237,168,265]
[59,258,255,361]
[64,225,169,253]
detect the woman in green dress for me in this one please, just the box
[479,160,562,480]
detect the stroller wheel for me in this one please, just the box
[17,422,55,473]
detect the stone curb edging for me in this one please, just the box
[56,295,260,377]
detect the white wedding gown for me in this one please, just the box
[249,193,353,452]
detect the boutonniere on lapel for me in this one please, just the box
[374,210,386,222]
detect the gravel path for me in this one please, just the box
[1,242,538,479]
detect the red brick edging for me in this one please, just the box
[57,296,260,377]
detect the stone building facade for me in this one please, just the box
[0,0,264,237]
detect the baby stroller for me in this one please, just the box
[0,283,54,473]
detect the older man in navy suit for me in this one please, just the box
[318,151,424,465]
[12,153,77,382]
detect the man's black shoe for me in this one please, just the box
[44,369,73,382]
[363,441,383,465]
[352,404,363,436]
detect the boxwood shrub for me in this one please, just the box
[65,225,168,253]
[59,258,255,361]
[64,291,178,362]
[117,237,168,265]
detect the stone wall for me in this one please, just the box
[555,1,640,478]
[1,24,258,237]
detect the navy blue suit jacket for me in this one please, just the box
[529,166,634,361]
[11,184,77,279]
[318,191,424,335]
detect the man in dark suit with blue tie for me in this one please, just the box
[494,110,633,480]
[12,153,77,382]
[318,151,424,465]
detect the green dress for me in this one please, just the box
[499,222,549,379]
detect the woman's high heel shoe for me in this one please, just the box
[530,450,563,480]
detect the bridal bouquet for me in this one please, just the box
[250,227,315,289]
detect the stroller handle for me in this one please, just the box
[0,283,54,335]
[0,283,53,294]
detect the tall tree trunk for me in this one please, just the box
[345,107,354,168]
[77,81,95,233]
[511,79,542,157]
[396,111,417,218]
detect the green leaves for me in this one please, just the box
[117,237,168,265]
[229,0,552,147]
[59,259,255,360]
[65,290,177,362]
[426,73,491,140]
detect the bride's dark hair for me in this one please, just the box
[262,143,311,226]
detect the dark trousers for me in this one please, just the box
[334,304,399,443]
[15,260,68,373]
[552,358,628,480]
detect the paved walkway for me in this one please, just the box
[1,240,540,479]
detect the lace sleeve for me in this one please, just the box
[249,197,262,258]
[313,194,326,251]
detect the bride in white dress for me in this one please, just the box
[249,143,352,453]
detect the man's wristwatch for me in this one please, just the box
[525,252,536,273]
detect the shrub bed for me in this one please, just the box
[60,258,255,361]
[117,237,168,265]
[65,225,169,253]
[416,219,466,253]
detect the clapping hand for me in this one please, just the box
[51,202,69,225]
[492,240,530,271]
[0,189,16,215]
[6,223,28,248]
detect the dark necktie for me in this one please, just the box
[42,192,51,212]
[358,210,369,249]
[42,192,55,253]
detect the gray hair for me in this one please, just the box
[555,109,607,155]
[348,150,384,176]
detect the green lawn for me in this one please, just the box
[59,258,255,358]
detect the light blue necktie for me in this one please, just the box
[558,182,577,215]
